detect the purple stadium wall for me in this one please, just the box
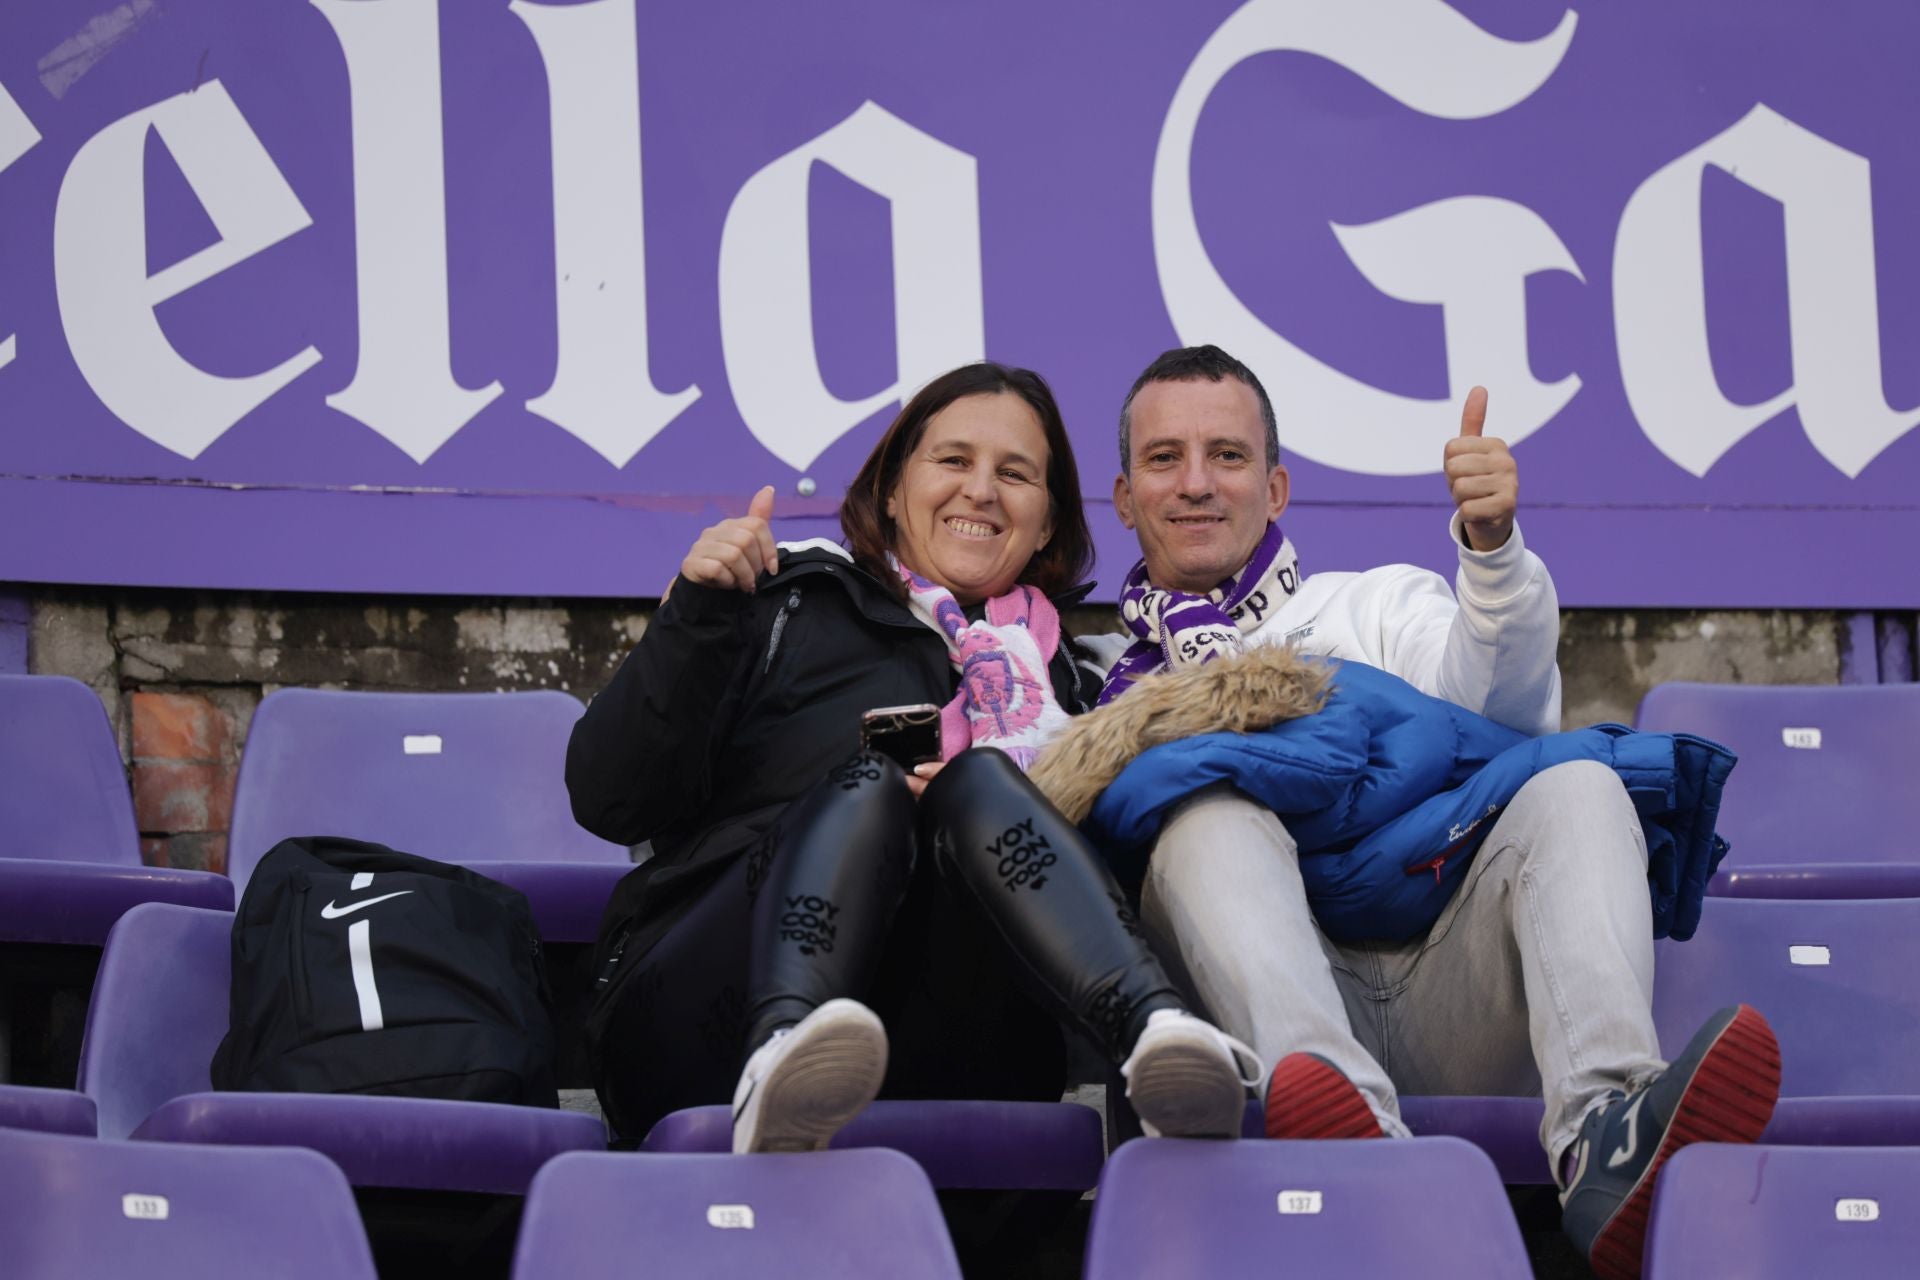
[2,0,1918,606]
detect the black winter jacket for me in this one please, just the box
[566,545,1098,973]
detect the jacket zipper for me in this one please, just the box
[1065,639,1088,706]
[763,587,803,673]
[595,926,631,990]
[1407,806,1506,885]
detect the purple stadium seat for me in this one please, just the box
[226,688,628,941]
[1635,682,1920,898]
[644,1100,1106,1192]
[511,1149,963,1279]
[1645,1144,1920,1278]
[1655,896,1920,1096]
[0,1126,376,1278]
[1397,1096,1553,1182]
[0,1083,97,1136]
[1653,895,1920,1145]
[1084,1136,1531,1278]
[0,674,231,945]
[77,902,606,1193]
[0,675,140,861]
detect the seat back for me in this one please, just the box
[511,1149,962,1279]
[1653,896,1920,1097]
[0,1084,98,1137]
[1083,1137,1531,1279]
[1635,682,1920,867]
[641,1099,1107,1191]
[227,688,624,888]
[1645,1144,1920,1278]
[0,674,139,864]
[0,1126,375,1277]
[77,903,232,1139]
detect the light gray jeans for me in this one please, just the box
[1140,760,1665,1169]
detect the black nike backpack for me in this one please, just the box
[210,836,559,1107]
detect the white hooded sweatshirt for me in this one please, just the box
[1087,514,1563,739]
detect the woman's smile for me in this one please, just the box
[943,516,1002,540]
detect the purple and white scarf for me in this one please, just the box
[1097,522,1301,706]
[896,560,1071,771]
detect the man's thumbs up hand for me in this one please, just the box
[1442,387,1517,552]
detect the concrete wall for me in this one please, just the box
[11,584,1913,871]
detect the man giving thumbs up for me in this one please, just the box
[1106,346,1557,736]
[1100,346,1772,1280]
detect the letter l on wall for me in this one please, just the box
[511,0,700,468]
[0,79,39,373]
[312,0,502,463]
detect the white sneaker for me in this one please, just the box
[1120,1009,1264,1139]
[731,998,889,1154]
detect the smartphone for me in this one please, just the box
[859,704,944,769]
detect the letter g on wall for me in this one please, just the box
[1151,0,1584,476]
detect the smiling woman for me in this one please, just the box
[886,395,1055,605]
[568,361,1260,1151]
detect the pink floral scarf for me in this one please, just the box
[896,560,1071,771]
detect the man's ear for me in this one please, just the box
[1113,472,1137,530]
[1267,464,1290,523]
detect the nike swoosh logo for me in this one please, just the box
[1606,1093,1647,1169]
[319,890,415,919]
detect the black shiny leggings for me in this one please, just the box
[592,749,1186,1138]
[746,748,1183,1063]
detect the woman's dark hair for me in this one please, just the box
[841,362,1093,599]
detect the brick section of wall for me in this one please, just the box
[21,584,1899,871]
[129,691,240,872]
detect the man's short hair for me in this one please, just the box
[1117,344,1280,472]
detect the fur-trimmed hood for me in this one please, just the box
[1031,645,1330,824]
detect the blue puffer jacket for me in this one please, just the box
[1085,660,1735,944]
